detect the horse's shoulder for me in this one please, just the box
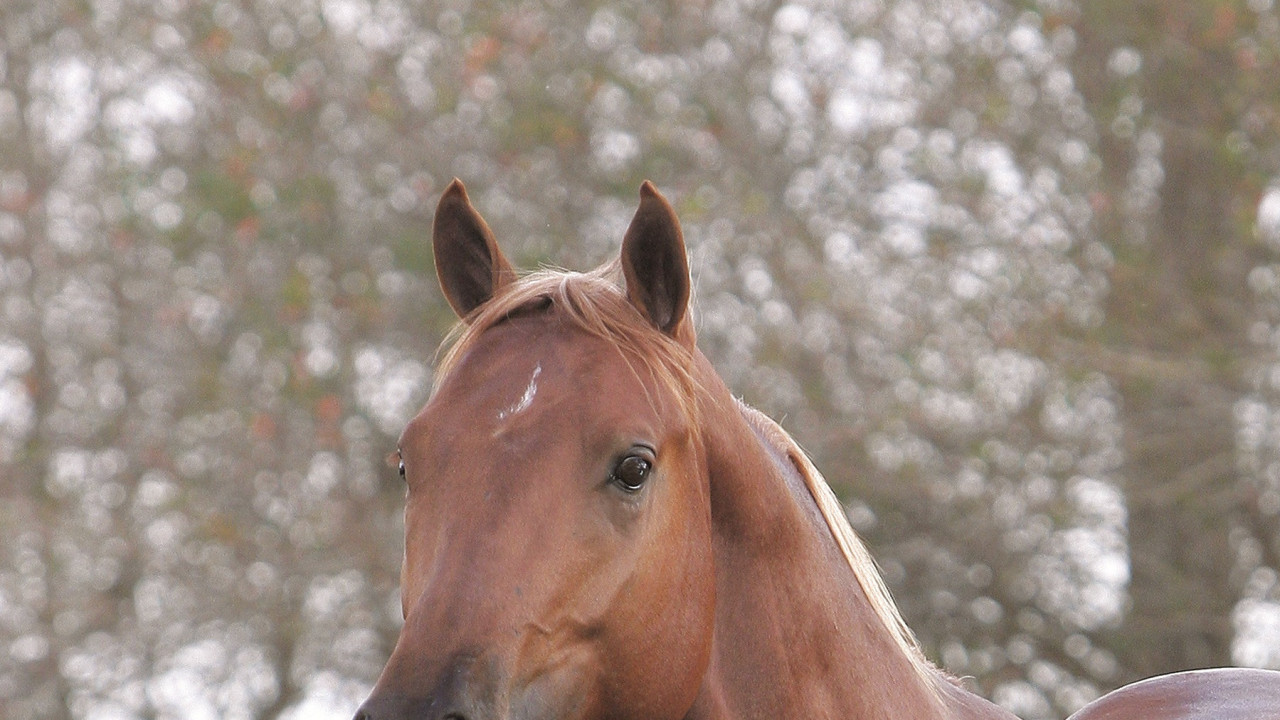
[1067,668,1280,720]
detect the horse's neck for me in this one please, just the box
[688,363,1011,720]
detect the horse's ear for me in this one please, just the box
[432,179,517,320]
[621,181,692,340]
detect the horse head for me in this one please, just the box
[355,180,716,720]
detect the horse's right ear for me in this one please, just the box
[432,179,517,320]
[621,181,693,342]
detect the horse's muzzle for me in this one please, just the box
[355,651,497,720]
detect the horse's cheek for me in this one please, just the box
[620,495,715,715]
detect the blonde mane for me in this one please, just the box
[738,404,943,697]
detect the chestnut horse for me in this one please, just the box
[355,180,1280,720]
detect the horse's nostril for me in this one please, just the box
[354,697,473,720]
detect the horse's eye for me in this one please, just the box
[397,456,406,482]
[611,454,652,493]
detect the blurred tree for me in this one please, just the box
[1063,0,1280,682]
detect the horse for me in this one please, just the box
[354,179,1280,720]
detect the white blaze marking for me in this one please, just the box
[498,363,542,421]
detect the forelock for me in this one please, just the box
[432,263,701,423]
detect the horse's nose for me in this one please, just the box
[352,694,469,720]
[355,652,495,720]
[351,694,413,720]
[352,693,476,720]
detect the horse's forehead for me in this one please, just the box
[453,318,633,393]
[415,318,662,440]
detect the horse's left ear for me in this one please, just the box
[621,181,692,340]
[432,179,517,320]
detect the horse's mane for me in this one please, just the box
[737,404,943,695]
[434,265,938,695]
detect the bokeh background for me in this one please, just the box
[3,0,1280,718]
